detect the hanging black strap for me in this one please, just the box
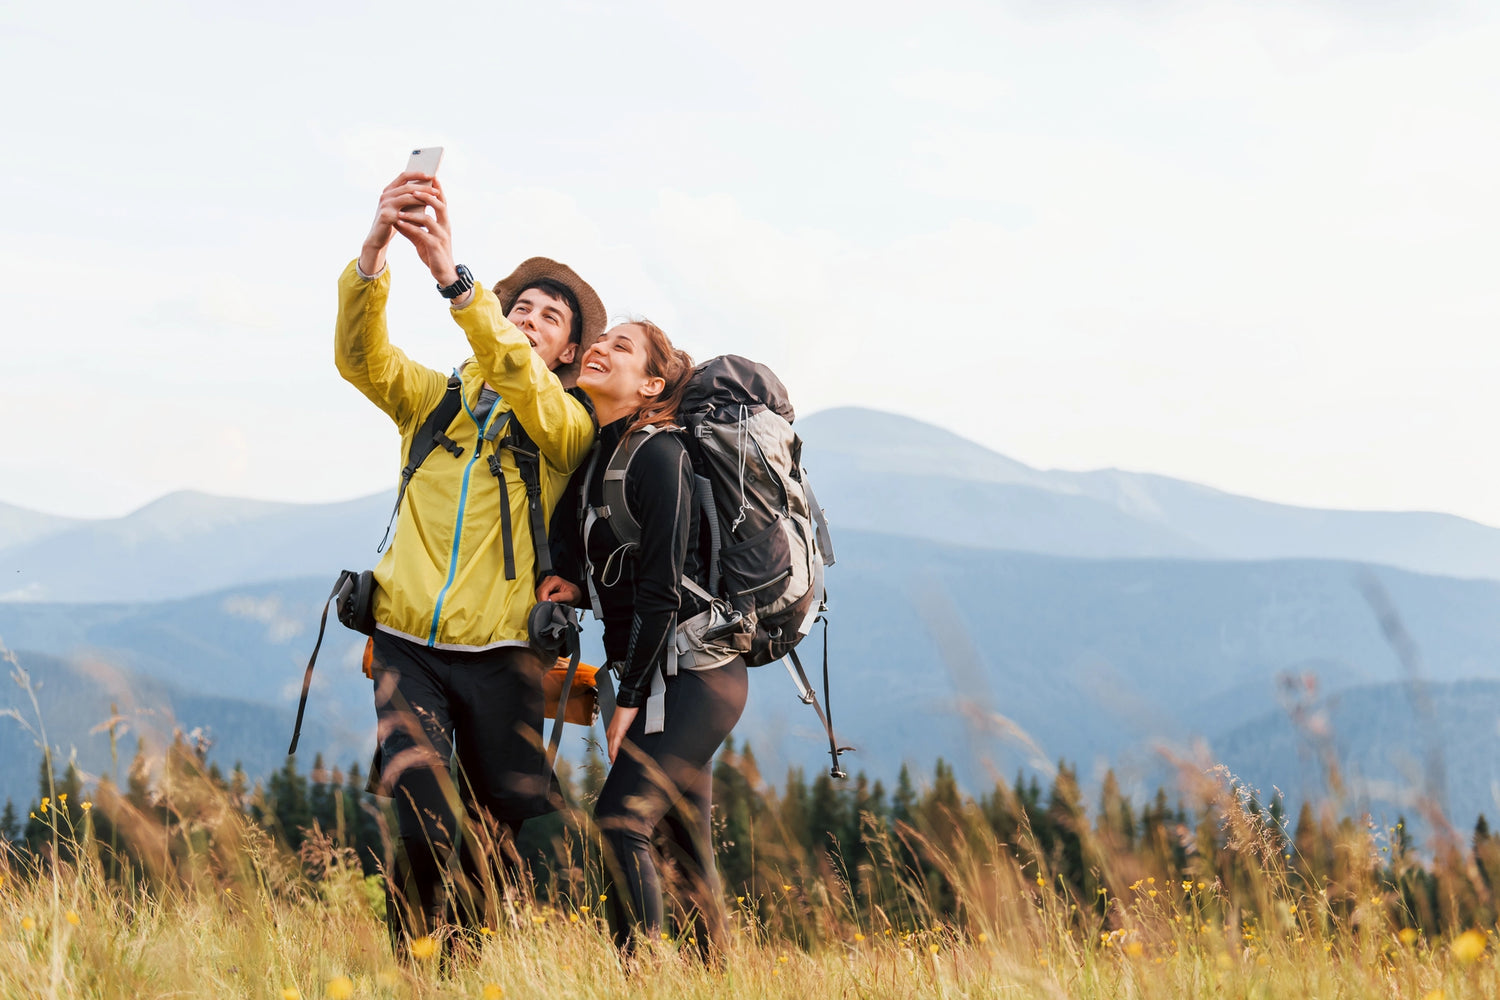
[485,411,552,583]
[546,623,583,770]
[787,637,853,779]
[486,423,518,580]
[288,571,358,755]
[378,377,465,553]
[506,422,553,580]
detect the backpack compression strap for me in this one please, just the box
[377,376,466,553]
[482,411,553,582]
[785,634,854,780]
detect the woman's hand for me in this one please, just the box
[536,575,583,605]
[392,177,459,289]
[605,705,638,764]
[359,171,436,278]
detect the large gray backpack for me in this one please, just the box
[586,355,850,776]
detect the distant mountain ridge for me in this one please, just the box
[4,406,1498,602]
[798,408,1500,580]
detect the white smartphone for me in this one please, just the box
[403,147,443,215]
[405,146,443,176]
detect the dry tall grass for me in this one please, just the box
[3,750,1497,1000]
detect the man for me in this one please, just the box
[335,170,601,944]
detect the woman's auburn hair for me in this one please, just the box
[623,319,695,436]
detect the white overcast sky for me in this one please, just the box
[2,0,1498,524]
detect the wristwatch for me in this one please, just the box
[438,264,475,300]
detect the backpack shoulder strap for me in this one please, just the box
[377,376,465,553]
[595,423,679,549]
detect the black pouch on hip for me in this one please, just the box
[335,570,376,636]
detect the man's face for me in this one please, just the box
[507,287,577,370]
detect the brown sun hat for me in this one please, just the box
[492,257,607,381]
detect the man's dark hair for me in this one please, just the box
[517,279,584,345]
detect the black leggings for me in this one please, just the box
[594,659,748,956]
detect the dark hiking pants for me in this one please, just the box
[370,631,555,942]
[594,658,748,959]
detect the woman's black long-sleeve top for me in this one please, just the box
[550,418,709,709]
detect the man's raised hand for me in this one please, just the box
[392,177,459,289]
[359,171,438,278]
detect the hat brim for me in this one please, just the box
[491,257,607,384]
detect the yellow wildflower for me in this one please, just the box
[660,931,669,940]
[479,926,495,936]
[579,905,590,914]
[531,915,546,924]
[929,943,940,955]
[977,932,988,943]
[854,933,865,942]
[81,801,92,811]
[782,884,792,891]
[58,793,66,803]
[1035,874,1044,887]
[1196,882,1205,890]
[40,798,48,814]
[65,910,79,926]
[1125,941,1144,957]
[21,916,36,931]
[1399,928,1419,946]
[778,954,789,964]
[599,894,607,902]
[569,913,579,923]
[281,989,300,1000]
[1423,991,1445,1000]
[483,985,504,1000]
[1148,890,1157,898]
[409,936,438,961]
[325,977,354,1000]
[1289,905,1297,915]
[1452,929,1486,964]
[1147,877,1155,885]
[1182,881,1192,891]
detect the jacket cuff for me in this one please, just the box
[615,686,647,709]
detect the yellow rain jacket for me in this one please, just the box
[335,260,595,650]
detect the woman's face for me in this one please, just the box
[576,324,663,408]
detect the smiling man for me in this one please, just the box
[334,170,603,950]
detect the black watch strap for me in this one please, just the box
[438,264,475,300]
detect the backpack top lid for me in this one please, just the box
[680,355,795,423]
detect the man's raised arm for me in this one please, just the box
[334,173,448,430]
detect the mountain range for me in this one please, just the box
[2,406,1499,832]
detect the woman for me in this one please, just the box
[536,320,746,958]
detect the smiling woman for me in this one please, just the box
[536,321,750,960]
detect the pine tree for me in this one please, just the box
[0,799,17,843]
[807,770,849,868]
[892,764,916,826]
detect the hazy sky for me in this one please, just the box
[3,0,1497,524]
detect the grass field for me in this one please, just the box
[3,778,1496,1000]
[5,643,1498,999]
